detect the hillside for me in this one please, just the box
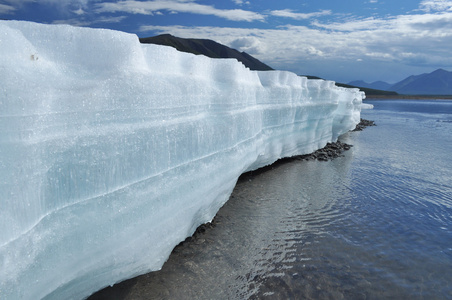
[348,80,392,91]
[140,34,273,71]
[390,69,452,95]
[349,68,452,96]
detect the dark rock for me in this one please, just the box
[292,140,353,162]
[353,118,376,131]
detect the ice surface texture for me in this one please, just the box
[0,21,364,300]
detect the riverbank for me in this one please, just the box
[366,94,452,100]
[88,118,376,300]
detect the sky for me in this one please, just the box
[1,0,452,84]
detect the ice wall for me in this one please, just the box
[0,21,364,300]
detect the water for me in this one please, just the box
[90,99,452,300]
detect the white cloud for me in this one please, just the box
[1,0,89,14]
[73,8,85,15]
[3,0,89,7]
[96,15,129,23]
[230,36,266,54]
[0,3,15,14]
[311,17,390,31]
[305,45,324,56]
[94,0,265,22]
[53,15,127,27]
[419,0,452,12]
[270,9,331,20]
[232,0,250,5]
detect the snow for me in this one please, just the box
[0,21,365,300]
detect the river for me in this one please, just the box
[90,99,452,300]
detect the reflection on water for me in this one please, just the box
[90,100,452,300]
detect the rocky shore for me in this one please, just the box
[295,140,352,162]
[289,119,376,162]
[353,118,376,132]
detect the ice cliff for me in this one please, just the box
[0,21,364,300]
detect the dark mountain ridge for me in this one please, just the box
[140,34,273,71]
[390,68,452,95]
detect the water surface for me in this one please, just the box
[90,99,452,299]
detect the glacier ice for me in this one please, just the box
[0,20,365,300]
[360,103,374,109]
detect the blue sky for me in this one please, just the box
[1,0,452,83]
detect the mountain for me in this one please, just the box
[349,69,452,95]
[139,34,273,71]
[348,80,392,91]
[390,68,452,95]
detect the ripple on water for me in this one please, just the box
[90,100,452,299]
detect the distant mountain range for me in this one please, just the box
[140,34,273,71]
[349,69,452,95]
[347,80,393,91]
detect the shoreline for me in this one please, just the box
[88,118,376,300]
[366,94,452,100]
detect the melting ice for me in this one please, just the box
[0,21,365,299]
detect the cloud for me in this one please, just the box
[311,16,390,31]
[1,0,34,4]
[1,0,89,15]
[139,24,350,63]
[229,36,266,54]
[94,0,265,22]
[270,9,332,20]
[139,8,452,80]
[135,0,452,81]
[73,8,85,15]
[306,45,324,56]
[0,3,15,14]
[52,15,128,26]
[232,0,250,5]
[419,0,452,12]
[2,0,89,7]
